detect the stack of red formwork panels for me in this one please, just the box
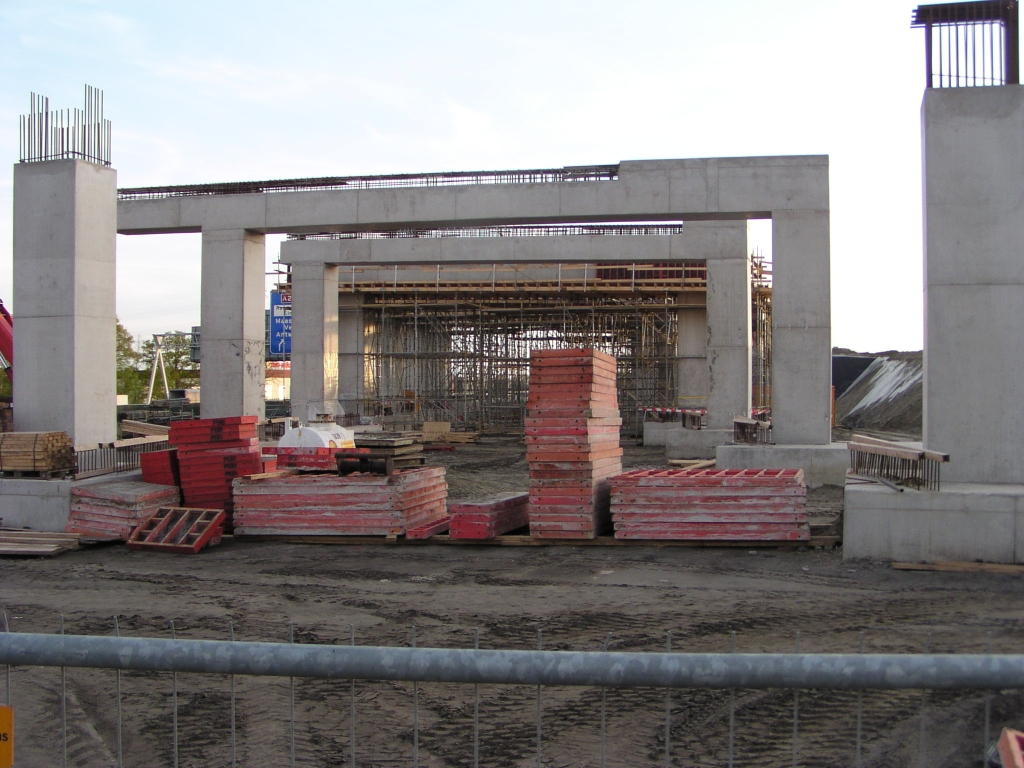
[610,468,809,541]
[67,481,180,540]
[140,449,180,487]
[526,348,622,539]
[231,467,448,536]
[169,417,262,517]
[449,492,530,539]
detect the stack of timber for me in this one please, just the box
[140,448,180,486]
[169,416,262,517]
[449,492,530,539]
[67,480,181,540]
[422,422,481,445]
[609,468,809,541]
[526,348,622,539]
[232,467,448,536]
[0,431,74,476]
[353,433,426,469]
[0,530,80,557]
[0,403,12,433]
[119,420,171,438]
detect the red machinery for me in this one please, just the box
[0,299,11,382]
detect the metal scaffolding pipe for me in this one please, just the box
[2,634,1023,690]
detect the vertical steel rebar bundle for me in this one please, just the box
[18,84,111,166]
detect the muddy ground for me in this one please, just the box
[2,441,1022,768]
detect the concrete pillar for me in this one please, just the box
[923,86,1024,483]
[702,224,751,428]
[199,229,266,419]
[338,293,365,416]
[680,221,751,427]
[290,263,339,423]
[13,159,117,445]
[675,294,708,409]
[771,210,832,445]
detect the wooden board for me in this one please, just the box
[892,560,1024,575]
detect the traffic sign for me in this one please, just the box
[0,705,12,768]
[270,290,292,356]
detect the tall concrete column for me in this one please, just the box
[923,86,1024,483]
[681,221,751,427]
[290,263,339,423]
[338,293,365,416]
[13,159,117,445]
[199,229,266,419]
[772,210,831,445]
[675,294,708,409]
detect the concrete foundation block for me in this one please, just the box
[843,480,1024,563]
[0,478,73,531]
[665,429,733,459]
[716,443,849,488]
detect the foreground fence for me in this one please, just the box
[1,620,1022,768]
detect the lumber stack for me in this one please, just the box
[422,422,480,445]
[169,416,262,516]
[232,467,448,536]
[67,480,181,540]
[0,403,12,433]
[0,530,80,557]
[353,433,425,469]
[609,468,809,541]
[525,348,622,539]
[140,449,180,487]
[0,431,74,474]
[449,492,530,539]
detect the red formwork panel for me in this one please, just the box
[67,481,181,541]
[449,492,530,539]
[608,468,810,541]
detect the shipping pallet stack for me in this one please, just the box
[449,492,530,539]
[67,480,181,541]
[169,416,262,521]
[526,349,622,539]
[609,468,809,541]
[353,433,426,470]
[232,466,448,537]
[140,448,181,487]
[0,431,74,477]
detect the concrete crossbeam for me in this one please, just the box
[13,159,117,445]
[290,263,340,423]
[199,229,266,419]
[117,156,829,235]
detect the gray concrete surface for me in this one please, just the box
[13,159,117,445]
[716,443,849,488]
[199,229,266,418]
[675,293,708,409]
[290,263,340,422]
[338,294,365,414]
[665,428,733,459]
[923,86,1024,484]
[844,480,1024,563]
[0,477,73,531]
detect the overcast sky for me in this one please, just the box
[0,0,927,352]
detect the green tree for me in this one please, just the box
[139,332,199,397]
[116,320,147,404]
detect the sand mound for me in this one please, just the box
[835,351,922,435]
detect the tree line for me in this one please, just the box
[117,321,199,404]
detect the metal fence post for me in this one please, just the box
[412,625,419,768]
[919,632,931,768]
[664,631,671,768]
[229,621,236,768]
[349,625,356,768]
[856,632,864,768]
[170,620,178,768]
[536,630,542,768]
[792,631,800,768]
[60,614,67,768]
[114,616,123,768]
[473,628,480,768]
[2,612,10,707]
[984,631,993,765]
[289,622,296,768]
[600,634,612,768]
[729,631,737,768]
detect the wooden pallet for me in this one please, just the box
[127,507,226,554]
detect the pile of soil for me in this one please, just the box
[835,351,922,437]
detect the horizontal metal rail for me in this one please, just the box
[117,165,620,201]
[2,633,1022,690]
[288,224,684,240]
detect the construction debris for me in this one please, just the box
[526,349,622,539]
[449,492,530,539]
[170,416,262,518]
[67,480,180,540]
[231,467,448,536]
[892,561,1024,575]
[0,530,80,557]
[610,468,809,541]
[0,431,74,476]
[354,433,426,469]
[127,507,226,554]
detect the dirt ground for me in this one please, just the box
[2,441,1022,768]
